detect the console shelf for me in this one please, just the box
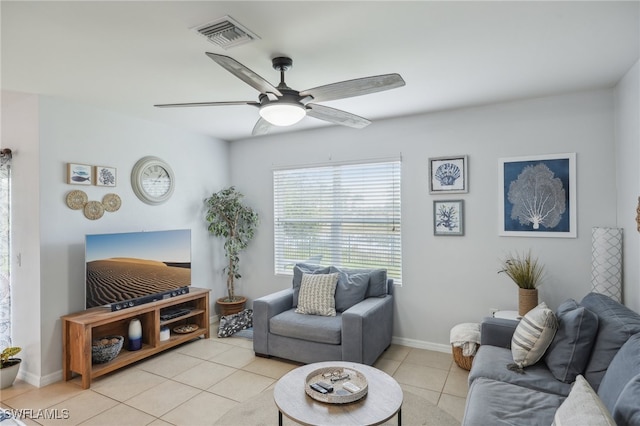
[61,287,210,389]
[159,308,205,327]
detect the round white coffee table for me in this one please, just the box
[274,361,403,425]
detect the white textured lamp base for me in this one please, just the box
[590,227,623,303]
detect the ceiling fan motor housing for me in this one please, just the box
[272,57,293,72]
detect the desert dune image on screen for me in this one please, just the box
[85,230,191,308]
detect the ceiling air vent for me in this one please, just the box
[192,16,260,50]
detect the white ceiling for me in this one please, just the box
[2,1,639,141]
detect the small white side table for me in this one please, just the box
[492,310,521,321]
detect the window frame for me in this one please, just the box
[273,158,402,285]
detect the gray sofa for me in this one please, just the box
[253,264,393,365]
[462,292,640,425]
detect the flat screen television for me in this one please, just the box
[85,229,191,310]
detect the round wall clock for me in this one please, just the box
[131,156,175,205]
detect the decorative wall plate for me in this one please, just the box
[66,190,88,210]
[84,201,105,220]
[102,193,121,212]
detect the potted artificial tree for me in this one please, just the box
[205,186,259,316]
[0,346,22,389]
[499,250,545,316]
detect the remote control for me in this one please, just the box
[342,382,360,393]
[316,381,334,392]
[309,383,328,394]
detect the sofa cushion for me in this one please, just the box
[610,373,640,426]
[292,264,332,307]
[580,292,640,391]
[462,377,564,426]
[553,375,615,426]
[328,266,388,298]
[269,309,342,344]
[470,345,572,396]
[295,273,339,316]
[510,302,558,370]
[597,333,640,421]
[363,269,387,297]
[544,299,599,383]
[328,267,370,312]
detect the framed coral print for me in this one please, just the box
[429,155,468,194]
[95,166,117,187]
[66,163,92,185]
[499,153,576,238]
[434,200,464,236]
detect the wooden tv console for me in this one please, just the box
[61,287,210,389]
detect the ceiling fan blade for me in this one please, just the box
[300,73,405,103]
[206,53,282,97]
[306,104,371,129]
[154,101,260,108]
[252,117,274,136]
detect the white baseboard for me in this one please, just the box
[391,336,452,354]
[17,369,61,388]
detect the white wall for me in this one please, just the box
[230,89,618,350]
[615,59,640,312]
[5,79,636,382]
[7,95,230,385]
[1,91,42,383]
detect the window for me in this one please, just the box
[274,160,401,284]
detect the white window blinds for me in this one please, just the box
[274,160,402,284]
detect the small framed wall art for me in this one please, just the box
[67,163,93,185]
[429,155,468,194]
[95,166,117,187]
[498,152,576,238]
[434,199,464,236]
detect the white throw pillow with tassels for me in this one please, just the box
[508,302,558,373]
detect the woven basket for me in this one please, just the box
[92,336,124,364]
[452,345,475,371]
[518,288,539,316]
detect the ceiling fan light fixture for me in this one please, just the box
[259,103,306,126]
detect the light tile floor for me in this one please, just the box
[0,336,468,425]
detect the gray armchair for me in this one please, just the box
[253,264,394,365]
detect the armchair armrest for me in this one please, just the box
[480,317,519,348]
[342,295,393,365]
[253,289,294,355]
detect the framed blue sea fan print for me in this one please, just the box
[499,153,576,238]
[429,155,468,194]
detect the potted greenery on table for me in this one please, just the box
[0,346,22,389]
[499,250,545,316]
[205,186,259,316]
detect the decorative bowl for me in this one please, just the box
[91,335,124,364]
[304,366,368,404]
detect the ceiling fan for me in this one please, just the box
[155,53,406,136]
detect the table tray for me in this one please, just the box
[304,366,368,404]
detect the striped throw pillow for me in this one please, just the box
[509,302,558,372]
[295,273,339,316]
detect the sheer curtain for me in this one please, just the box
[0,149,12,348]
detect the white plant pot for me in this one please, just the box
[0,359,21,389]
